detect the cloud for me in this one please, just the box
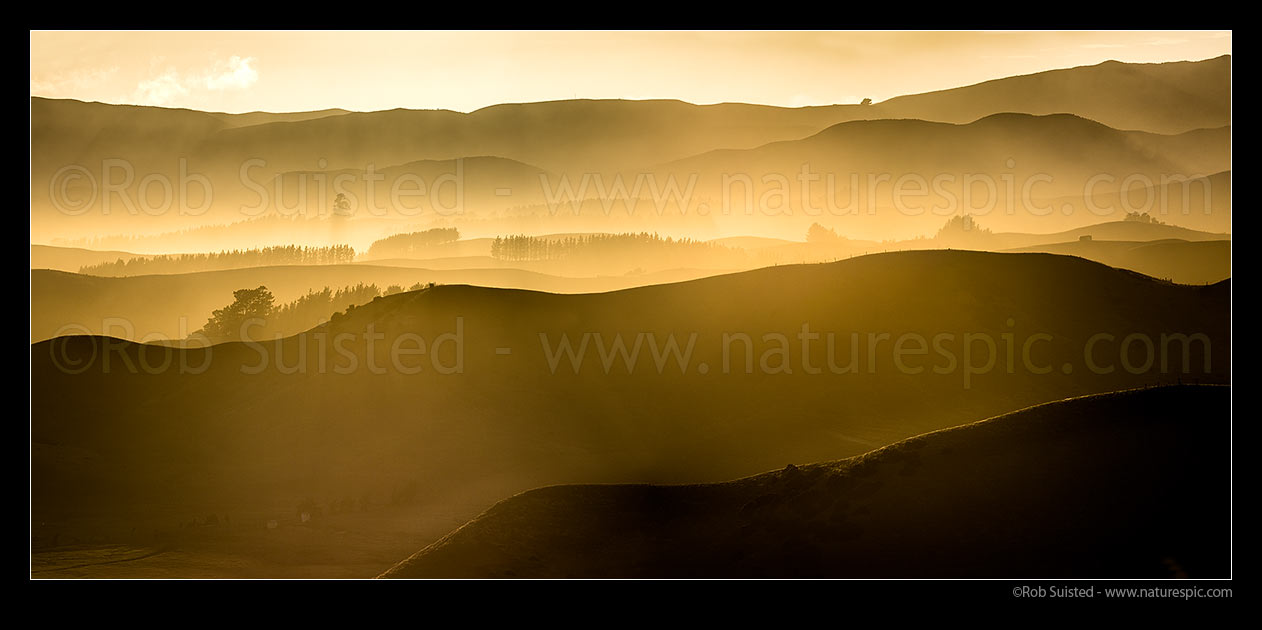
[204,56,258,90]
[130,55,259,106]
[134,70,191,105]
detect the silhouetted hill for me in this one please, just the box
[1046,171,1231,234]
[32,218,1230,342]
[1005,239,1230,285]
[32,251,1229,562]
[31,57,1230,241]
[32,55,1227,177]
[990,220,1229,248]
[29,264,731,342]
[874,56,1230,134]
[210,108,353,128]
[30,244,147,272]
[924,220,1230,256]
[381,385,1229,578]
[200,99,860,176]
[661,113,1228,238]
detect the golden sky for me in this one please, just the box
[30,31,1231,114]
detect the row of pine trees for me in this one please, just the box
[80,245,356,276]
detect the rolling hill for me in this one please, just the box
[31,56,1231,243]
[381,385,1230,578]
[985,219,1229,248]
[32,216,1231,343]
[31,251,1229,578]
[658,113,1229,239]
[28,264,733,343]
[1046,170,1231,234]
[874,55,1230,134]
[30,244,148,273]
[32,56,1228,176]
[1004,239,1230,285]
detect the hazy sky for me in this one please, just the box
[30,31,1231,114]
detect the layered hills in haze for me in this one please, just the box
[32,252,1229,568]
[29,51,1232,579]
[30,217,1229,344]
[31,56,1231,244]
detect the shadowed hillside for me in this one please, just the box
[31,251,1229,578]
[875,55,1230,134]
[29,265,732,342]
[1005,239,1230,285]
[382,385,1230,578]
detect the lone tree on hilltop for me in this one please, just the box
[807,222,841,243]
[333,193,352,217]
[199,286,275,342]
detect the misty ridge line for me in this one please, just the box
[32,54,1231,252]
[39,210,1230,271]
[38,102,1228,219]
[32,232,1230,346]
[40,228,1229,307]
[27,52,1232,130]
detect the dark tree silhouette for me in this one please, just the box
[936,214,991,237]
[333,192,352,216]
[806,222,841,243]
[199,286,275,342]
[79,245,355,276]
[1125,211,1165,225]
[264,283,384,335]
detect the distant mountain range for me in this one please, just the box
[31,56,1231,241]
